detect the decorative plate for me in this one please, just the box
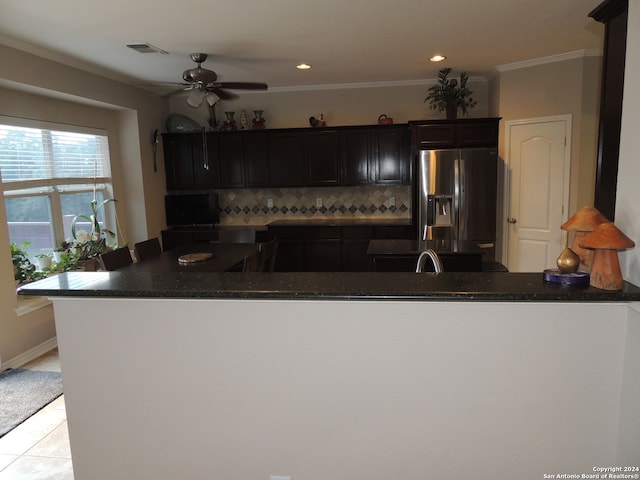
[166,114,202,133]
[178,253,213,265]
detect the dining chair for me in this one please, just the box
[242,249,264,273]
[258,239,278,272]
[217,229,256,243]
[134,237,162,261]
[99,246,133,271]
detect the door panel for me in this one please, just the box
[507,119,569,272]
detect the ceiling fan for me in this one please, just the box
[167,53,268,107]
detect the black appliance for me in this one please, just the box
[165,193,220,227]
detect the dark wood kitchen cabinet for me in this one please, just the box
[218,133,245,188]
[411,118,500,149]
[373,127,410,184]
[267,132,305,187]
[303,227,342,271]
[304,130,341,186]
[341,128,371,185]
[243,132,269,187]
[163,132,219,191]
[268,224,413,272]
[164,124,411,190]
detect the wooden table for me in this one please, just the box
[118,243,260,273]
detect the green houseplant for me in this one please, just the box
[424,68,477,119]
[70,198,118,269]
[11,242,47,285]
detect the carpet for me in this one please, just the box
[0,368,63,437]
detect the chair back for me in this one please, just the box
[258,239,278,272]
[134,237,162,261]
[218,229,256,243]
[242,249,264,272]
[100,246,133,271]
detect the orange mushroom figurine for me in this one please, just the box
[561,206,610,271]
[579,223,635,290]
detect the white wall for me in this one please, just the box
[616,0,640,286]
[55,297,636,479]
[0,44,169,365]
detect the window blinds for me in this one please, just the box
[0,124,111,184]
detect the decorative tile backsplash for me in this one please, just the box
[216,185,411,225]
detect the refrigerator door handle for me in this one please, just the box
[455,156,464,238]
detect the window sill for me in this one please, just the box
[15,295,52,316]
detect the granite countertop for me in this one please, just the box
[17,271,640,302]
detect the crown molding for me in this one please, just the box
[495,49,602,72]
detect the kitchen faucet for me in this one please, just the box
[415,249,444,273]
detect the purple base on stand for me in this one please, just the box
[543,269,590,286]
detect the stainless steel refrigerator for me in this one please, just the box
[417,148,498,260]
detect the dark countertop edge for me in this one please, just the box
[16,272,640,303]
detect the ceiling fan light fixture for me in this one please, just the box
[206,92,220,106]
[187,88,204,108]
[430,55,446,62]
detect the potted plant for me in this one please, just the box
[11,242,47,285]
[70,198,118,270]
[34,253,52,271]
[424,68,477,120]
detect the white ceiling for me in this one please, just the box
[0,0,604,97]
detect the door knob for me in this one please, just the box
[507,217,517,224]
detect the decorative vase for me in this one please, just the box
[239,109,249,130]
[220,111,237,131]
[446,105,457,120]
[252,110,266,130]
[556,247,580,273]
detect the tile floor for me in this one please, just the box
[0,349,74,479]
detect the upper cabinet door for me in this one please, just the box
[244,132,269,187]
[163,133,196,190]
[373,127,410,185]
[304,130,341,186]
[163,132,219,190]
[341,128,371,185]
[267,132,304,187]
[218,133,245,188]
[194,133,220,189]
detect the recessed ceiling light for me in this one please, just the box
[296,63,312,70]
[430,55,446,62]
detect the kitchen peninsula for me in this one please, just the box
[18,272,640,479]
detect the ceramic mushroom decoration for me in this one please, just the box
[579,223,635,290]
[561,206,610,271]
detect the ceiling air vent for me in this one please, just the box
[126,43,168,54]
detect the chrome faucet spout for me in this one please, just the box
[415,249,444,273]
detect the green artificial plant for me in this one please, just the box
[424,68,477,117]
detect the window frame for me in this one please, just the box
[0,116,116,256]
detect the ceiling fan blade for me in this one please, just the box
[209,87,239,101]
[214,82,268,91]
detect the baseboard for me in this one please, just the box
[1,337,58,371]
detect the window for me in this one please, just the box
[0,118,115,257]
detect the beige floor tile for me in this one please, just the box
[0,455,74,480]
[0,454,18,471]
[48,395,66,411]
[21,348,62,372]
[27,422,71,459]
[0,407,66,456]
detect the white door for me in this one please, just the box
[506,117,571,272]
